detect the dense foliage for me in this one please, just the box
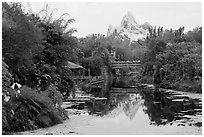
[2,2,202,134]
[2,2,77,134]
[140,26,202,93]
[2,60,67,133]
[156,42,202,92]
[79,34,112,76]
[2,60,13,93]
[2,85,68,134]
[2,2,80,93]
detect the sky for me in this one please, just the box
[21,2,202,38]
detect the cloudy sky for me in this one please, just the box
[22,2,202,38]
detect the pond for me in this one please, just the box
[54,83,201,135]
[19,77,202,135]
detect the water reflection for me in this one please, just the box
[121,93,142,120]
[85,86,201,128]
[113,76,135,88]
[140,88,202,127]
[87,87,143,120]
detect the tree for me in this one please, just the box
[183,27,202,44]
[2,3,72,133]
[141,37,167,76]
[2,2,43,79]
[31,4,80,95]
[156,42,202,92]
[79,33,115,76]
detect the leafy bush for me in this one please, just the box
[141,27,202,93]
[156,42,202,93]
[2,60,13,93]
[183,27,202,44]
[45,84,63,106]
[82,56,103,76]
[2,85,68,134]
[141,38,167,76]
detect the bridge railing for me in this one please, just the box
[72,76,102,80]
[112,60,141,64]
[111,60,141,68]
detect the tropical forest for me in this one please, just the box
[2,2,202,135]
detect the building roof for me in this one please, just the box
[65,61,84,69]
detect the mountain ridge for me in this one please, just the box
[107,12,152,42]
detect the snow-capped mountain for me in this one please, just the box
[107,12,151,42]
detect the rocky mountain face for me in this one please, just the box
[107,12,152,42]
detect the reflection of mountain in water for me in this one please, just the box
[86,85,201,128]
[107,93,143,120]
[122,94,142,120]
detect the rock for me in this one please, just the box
[173,94,190,99]
[177,123,185,126]
[193,122,202,127]
[153,101,161,104]
[171,99,185,102]
[45,132,53,135]
[91,97,107,101]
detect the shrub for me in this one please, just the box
[45,84,63,107]
[2,60,13,93]
[156,42,202,92]
[2,86,68,134]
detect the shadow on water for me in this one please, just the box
[113,76,134,88]
[140,88,202,127]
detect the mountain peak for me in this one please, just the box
[107,12,151,42]
[125,11,136,21]
[121,11,138,29]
